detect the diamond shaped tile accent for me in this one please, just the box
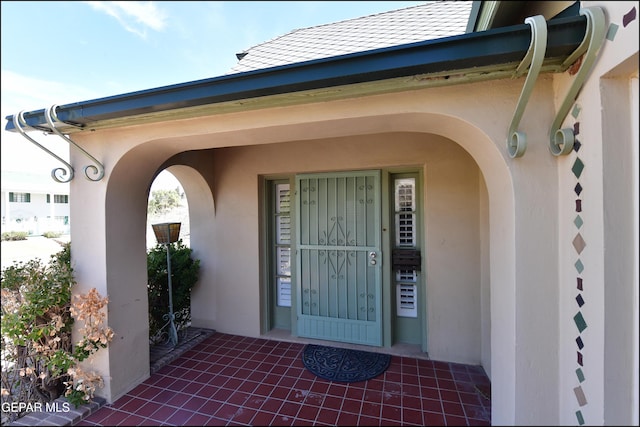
[574,386,587,406]
[576,336,584,349]
[573,122,580,135]
[573,233,586,254]
[577,351,583,366]
[574,183,583,196]
[574,215,583,229]
[574,312,587,333]
[572,104,581,119]
[574,139,582,152]
[607,22,619,40]
[623,6,637,27]
[575,259,584,274]
[572,158,585,178]
[576,294,585,307]
[576,368,585,382]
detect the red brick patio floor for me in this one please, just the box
[77,332,491,426]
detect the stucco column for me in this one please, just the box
[510,152,560,425]
[69,174,116,401]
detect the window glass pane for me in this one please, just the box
[277,246,290,276]
[395,178,415,211]
[396,269,417,282]
[276,215,290,244]
[273,181,291,308]
[396,283,417,317]
[9,192,30,203]
[277,277,292,307]
[397,212,415,246]
[394,178,416,247]
[276,184,290,213]
[393,177,418,318]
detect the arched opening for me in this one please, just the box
[145,167,215,371]
[90,109,516,412]
[95,145,219,401]
[146,170,189,249]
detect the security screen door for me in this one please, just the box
[295,170,382,346]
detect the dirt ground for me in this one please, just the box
[1,235,70,270]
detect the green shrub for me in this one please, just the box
[148,188,183,215]
[42,231,62,239]
[1,251,74,409]
[147,240,200,344]
[1,243,114,422]
[1,231,28,241]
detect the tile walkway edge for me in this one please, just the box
[6,327,216,426]
[149,327,216,374]
[7,396,106,427]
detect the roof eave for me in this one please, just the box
[4,15,587,134]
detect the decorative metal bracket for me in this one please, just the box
[11,105,105,182]
[13,110,75,183]
[506,15,547,158]
[549,7,606,156]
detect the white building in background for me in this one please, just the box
[1,170,70,236]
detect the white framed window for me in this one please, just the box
[274,183,292,307]
[396,269,418,317]
[9,192,30,203]
[394,178,416,246]
[47,194,69,203]
[394,177,419,318]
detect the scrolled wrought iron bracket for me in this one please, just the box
[549,7,606,156]
[45,105,105,181]
[11,105,105,182]
[13,110,75,183]
[506,15,548,159]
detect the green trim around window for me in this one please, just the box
[261,176,294,333]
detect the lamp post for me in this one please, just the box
[151,222,181,347]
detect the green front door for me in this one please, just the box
[295,170,382,346]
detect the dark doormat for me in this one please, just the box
[302,344,391,383]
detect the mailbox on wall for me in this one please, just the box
[392,248,421,271]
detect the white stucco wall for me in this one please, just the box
[176,134,483,366]
[555,2,639,425]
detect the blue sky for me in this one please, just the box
[1,1,425,185]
